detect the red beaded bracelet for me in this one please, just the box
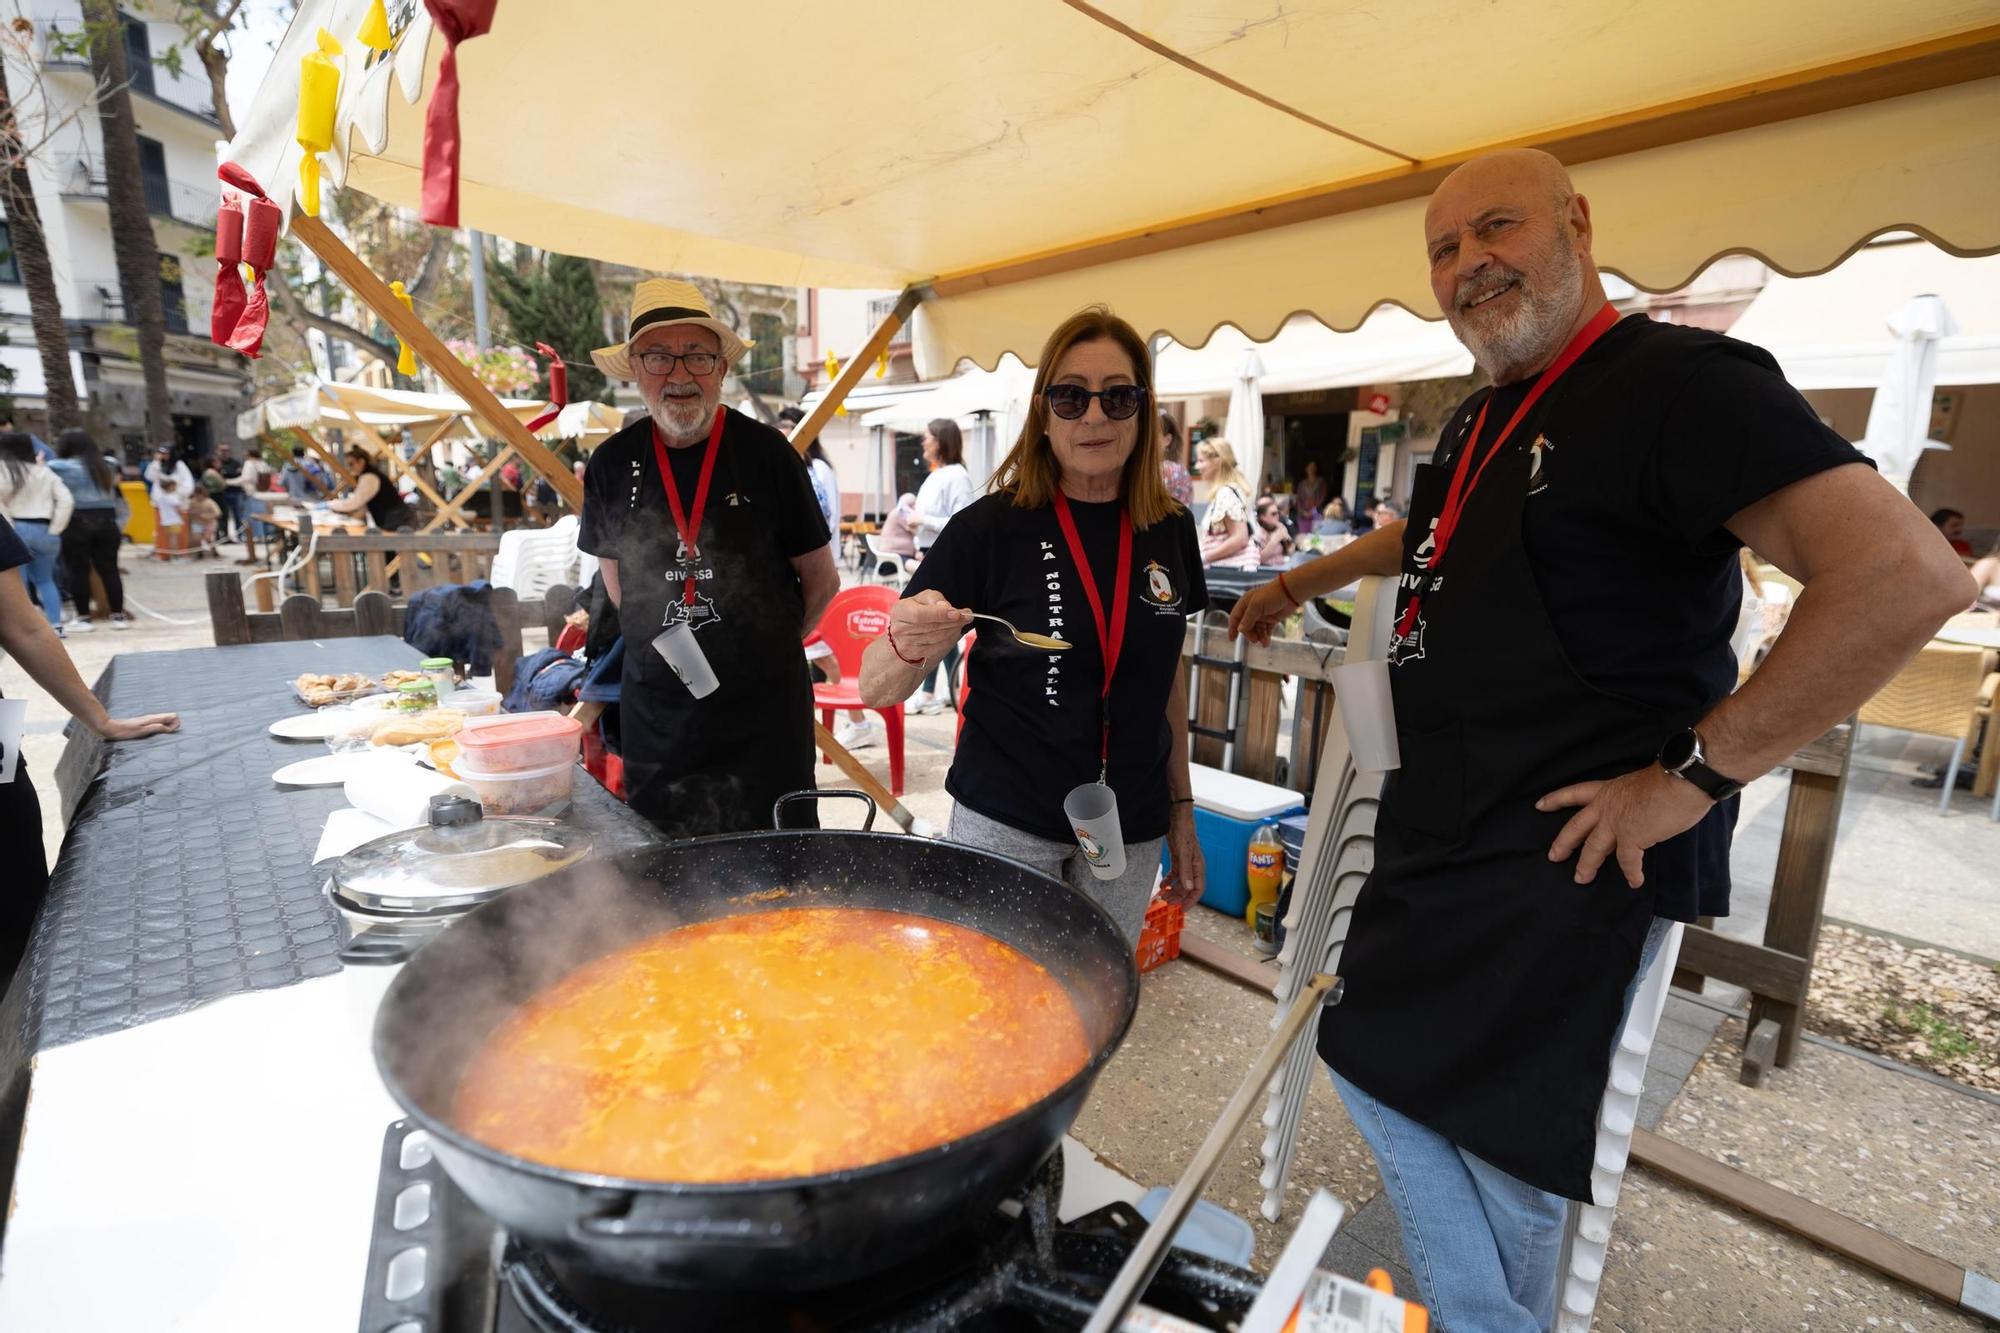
[886,623,924,667]
[1276,569,1301,608]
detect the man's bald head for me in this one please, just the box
[1424,149,1606,384]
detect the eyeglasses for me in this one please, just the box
[1044,383,1146,421]
[633,349,722,376]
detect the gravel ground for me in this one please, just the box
[1807,924,2000,1093]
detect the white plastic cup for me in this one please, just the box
[1063,781,1126,881]
[651,622,720,699]
[1332,658,1402,772]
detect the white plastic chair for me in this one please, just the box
[863,534,911,587]
[1553,920,1686,1331]
[490,514,581,599]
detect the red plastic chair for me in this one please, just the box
[811,585,905,795]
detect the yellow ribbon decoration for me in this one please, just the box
[356,0,392,52]
[824,350,844,414]
[875,350,889,379]
[390,280,417,376]
[296,29,342,217]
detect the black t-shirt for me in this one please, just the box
[0,514,25,702]
[1432,314,1867,918]
[0,513,27,573]
[359,464,414,531]
[906,493,1206,843]
[578,410,829,683]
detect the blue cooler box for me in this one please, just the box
[1162,764,1306,918]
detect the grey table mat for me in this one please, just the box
[21,637,655,1052]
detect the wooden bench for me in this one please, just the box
[205,571,573,695]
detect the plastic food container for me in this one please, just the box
[456,755,575,816]
[457,711,582,772]
[440,687,502,717]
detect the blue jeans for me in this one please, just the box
[14,518,63,626]
[1331,914,1673,1333]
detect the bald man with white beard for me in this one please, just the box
[1231,150,1972,1330]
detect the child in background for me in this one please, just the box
[188,486,221,557]
[154,478,187,559]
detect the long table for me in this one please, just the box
[0,637,658,1328]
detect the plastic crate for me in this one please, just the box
[1136,898,1185,973]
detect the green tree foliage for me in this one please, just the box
[485,251,610,404]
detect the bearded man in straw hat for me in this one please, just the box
[579,279,838,837]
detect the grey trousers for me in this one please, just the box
[946,802,1162,948]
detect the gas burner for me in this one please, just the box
[359,1120,1261,1333]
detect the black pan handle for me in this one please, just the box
[571,1195,814,1247]
[772,788,877,831]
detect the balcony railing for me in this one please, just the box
[31,19,223,128]
[80,276,191,334]
[53,154,215,231]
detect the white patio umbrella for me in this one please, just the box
[1860,293,1959,492]
[1224,347,1268,491]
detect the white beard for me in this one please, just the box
[648,386,717,443]
[1449,242,1587,385]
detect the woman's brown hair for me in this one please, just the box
[990,306,1177,529]
[926,418,964,467]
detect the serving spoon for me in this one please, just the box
[969,613,1071,651]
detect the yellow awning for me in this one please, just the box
[225,2,2000,373]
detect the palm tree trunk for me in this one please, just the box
[0,62,83,431]
[82,0,172,446]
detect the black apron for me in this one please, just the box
[616,429,815,839]
[1319,402,1700,1202]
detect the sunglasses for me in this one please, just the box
[1044,383,1146,421]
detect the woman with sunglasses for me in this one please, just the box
[860,308,1207,944]
[1194,439,1256,568]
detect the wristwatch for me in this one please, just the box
[1657,728,1744,802]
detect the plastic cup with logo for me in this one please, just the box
[1331,658,1401,772]
[651,621,719,699]
[1062,781,1126,881]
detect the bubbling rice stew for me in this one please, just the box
[452,907,1091,1181]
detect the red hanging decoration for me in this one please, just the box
[523,341,567,433]
[212,163,283,359]
[212,195,246,346]
[418,0,500,227]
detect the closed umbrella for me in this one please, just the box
[1225,347,1268,492]
[1860,294,1957,493]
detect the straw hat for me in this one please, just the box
[590,278,752,381]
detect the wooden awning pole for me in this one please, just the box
[787,286,923,457]
[289,213,585,511]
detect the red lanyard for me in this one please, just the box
[651,407,726,606]
[1396,303,1619,639]
[1051,490,1133,771]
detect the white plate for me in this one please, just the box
[268,711,347,741]
[273,752,414,788]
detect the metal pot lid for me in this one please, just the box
[330,795,595,914]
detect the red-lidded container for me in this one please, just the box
[456,711,583,773]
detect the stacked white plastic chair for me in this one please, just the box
[1554,919,1685,1331]
[1258,576,1396,1220]
[490,514,582,600]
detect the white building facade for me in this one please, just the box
[1,0,248,461]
